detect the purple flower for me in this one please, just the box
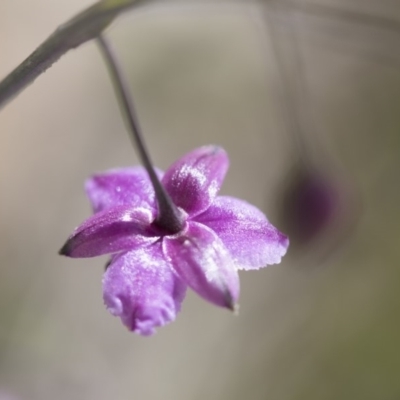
[281,168,339,245]
[60,146,289,335]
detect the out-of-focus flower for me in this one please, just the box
[280,167,339,245]
[60,146,289,335]
[277,162,359,259]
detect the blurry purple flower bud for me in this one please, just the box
[283,169,338,243]
[60,146,289,335]
[277,164,358,252]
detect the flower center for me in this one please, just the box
[153,207,187,235]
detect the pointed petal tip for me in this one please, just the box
[58,241,71,256]
[223,287,239,313]
[203,144,227,160]
[225,296,239,315]
[203,144,224,155]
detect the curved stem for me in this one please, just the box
[263,2,312,165]
[96,34,183,233]
[0,0,144,110]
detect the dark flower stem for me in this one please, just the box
[96,34,184,233]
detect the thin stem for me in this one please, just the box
[263,1,314,166]
[0,0,143,111]
[2,0,400,112]
[288,0,400,35]
[96,34,183,233]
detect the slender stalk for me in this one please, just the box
[96,34,183,233]
[1,1,400,112]
[0,0,145,110]
[288,0,400,35]
[263,1,314,165]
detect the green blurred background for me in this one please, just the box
[0,1,400,399]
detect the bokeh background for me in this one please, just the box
[1,1,400,399]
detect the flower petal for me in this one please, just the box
[103,244,187,336]
[162,146,229,217]
[163,221,239,309]
[195,196,289,269]
[59,206,157,258]
[85,167,163,213]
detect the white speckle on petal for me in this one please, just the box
[122,213,132,222]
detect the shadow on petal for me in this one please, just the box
[163,222,239,310]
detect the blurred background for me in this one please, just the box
[1,0,400,399]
